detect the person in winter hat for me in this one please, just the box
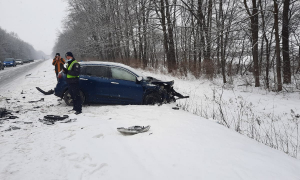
[52,53,65,78]
[63,52,82,115]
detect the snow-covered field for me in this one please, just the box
[145,69,300,159]
[0,59,300,180]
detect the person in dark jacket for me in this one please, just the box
[52,53,65,78]
[62,52,82,115]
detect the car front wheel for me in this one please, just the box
[143,92,162,105]
[63,90,85,106]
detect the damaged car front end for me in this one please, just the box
[142,76,188,105]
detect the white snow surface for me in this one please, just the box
[0,59,300,180]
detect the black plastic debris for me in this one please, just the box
[28,98,44,103]
[172,107,179,110]
[12,121,23,124]
[7,116,18,119]
[5,126,21,131]
[39,115,70,125]
[0,108,12,118]
[24,122,33,124]
[36,87,54,95]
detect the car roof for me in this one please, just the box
[4,58,14,61]
[80,61,143,77]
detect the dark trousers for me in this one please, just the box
[68,83,82,112]
[55,72,58,81]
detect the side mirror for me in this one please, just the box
[136,76,143,83]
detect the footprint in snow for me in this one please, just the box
[93,134,104,138]
[90,163,108,175]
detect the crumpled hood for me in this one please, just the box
[146,76,174,86]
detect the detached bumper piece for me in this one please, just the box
[172,89,189,100]
[117,125,151,135]
[159,87,189,103]
[36,87,54,95]
[39,115,70,125]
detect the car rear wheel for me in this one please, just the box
[143,92,162,105]
[63,90,85,106]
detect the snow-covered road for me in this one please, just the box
[0,60,43,90]
[0,59,300,180]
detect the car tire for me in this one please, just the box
[63,89,85,106]
[143,92,162,105]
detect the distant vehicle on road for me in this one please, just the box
[15,59,24,65]
[23,59,30,63]
[3,58,16,67]
[28,59,34,63]
[0,61,4,70]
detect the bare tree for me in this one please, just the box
[243,0,260,87]
[273,0,282,91]
[282,0,291,84]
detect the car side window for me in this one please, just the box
[111,67,136,82]
[82,66,110,78]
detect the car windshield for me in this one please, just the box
[114,64,147,80]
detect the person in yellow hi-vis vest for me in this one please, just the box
[62,52,82,115]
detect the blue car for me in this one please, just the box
[54,62,188,105]
[3,58,16,67]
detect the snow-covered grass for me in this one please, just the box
[142,68,300,159]
[0,59,300,180]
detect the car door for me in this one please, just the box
[79,66,111,103]
[109,67,144,104]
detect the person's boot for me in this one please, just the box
[75,111,81,115]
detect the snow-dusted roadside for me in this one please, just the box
[0,59,300,180]
[141,69,300,158]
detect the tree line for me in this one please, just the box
[52,0,300,91]
[0,27,45,62]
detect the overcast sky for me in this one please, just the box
[0,0,68,55]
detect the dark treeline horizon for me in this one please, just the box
[52,0,300,91]
[0,26,46,62]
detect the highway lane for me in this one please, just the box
[0,60,45,90]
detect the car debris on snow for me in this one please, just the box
[117,125,150,135]
[28,98,44,103]
[36,87,54,95]
[0,108,12,118]
[4,125,21,131]
[39,115,76,125]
